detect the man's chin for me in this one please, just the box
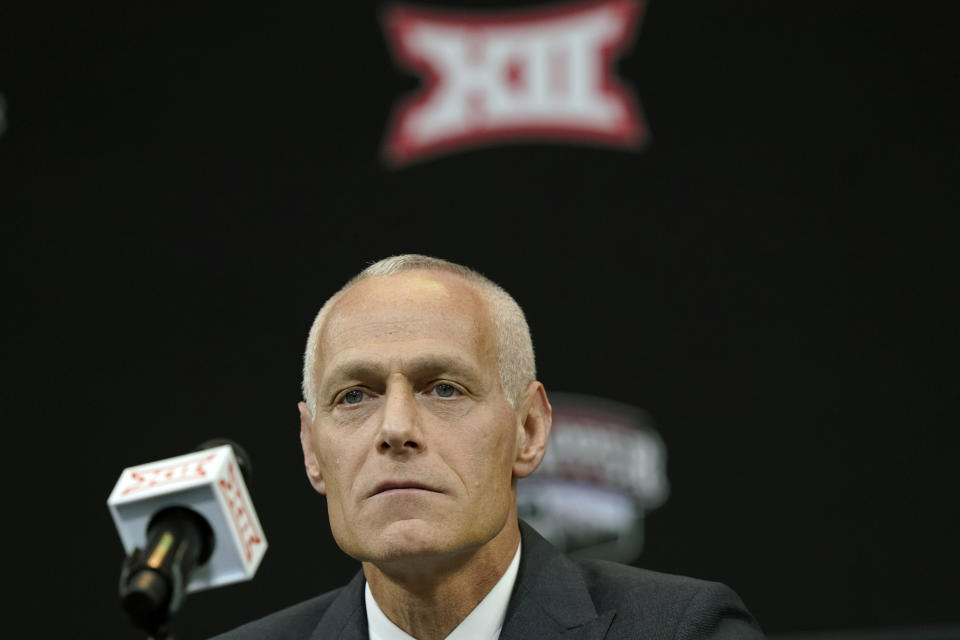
[382,519,449,553]
[349,519,468,565]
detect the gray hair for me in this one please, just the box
[302,254,536,416]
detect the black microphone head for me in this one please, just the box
[194,438,253,486]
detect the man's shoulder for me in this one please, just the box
[208,587,344,640]
[577,557,720,600]
[514,521,764,638]
[574,558,763,638]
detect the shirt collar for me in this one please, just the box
[366,542,522,640]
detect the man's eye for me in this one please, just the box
[433,383,457,398]
[342,389,366,404]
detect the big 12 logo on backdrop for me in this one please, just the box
[381,0,646,167]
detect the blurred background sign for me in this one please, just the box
[519,391,668,563]
[381,0,646,166]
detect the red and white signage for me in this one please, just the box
[381,0,646,166]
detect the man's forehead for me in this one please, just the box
[317,270,494,357]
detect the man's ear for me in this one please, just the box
[299,401,326,494]
[513,382,552,479]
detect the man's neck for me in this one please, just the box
[362,521,521,640]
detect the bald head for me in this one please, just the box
[302,255,536,416]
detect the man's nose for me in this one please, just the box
[377,383,423,454]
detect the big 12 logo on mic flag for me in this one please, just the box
[381,0,647,166]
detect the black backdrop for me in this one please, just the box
[3,2,957,638]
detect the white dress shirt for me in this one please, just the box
[365,543,522,640]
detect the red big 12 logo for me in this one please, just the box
[381,0,647,167]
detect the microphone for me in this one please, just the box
[107,439,268,636]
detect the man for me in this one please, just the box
[213,255,765,639]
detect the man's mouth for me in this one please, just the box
[369,481,441,498]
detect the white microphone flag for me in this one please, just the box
[107,444,267,592]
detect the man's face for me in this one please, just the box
[301,271,523,564]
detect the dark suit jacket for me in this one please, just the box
[211,521,765,639]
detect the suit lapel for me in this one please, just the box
[310,570,368,640]
[499,522,615,640]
